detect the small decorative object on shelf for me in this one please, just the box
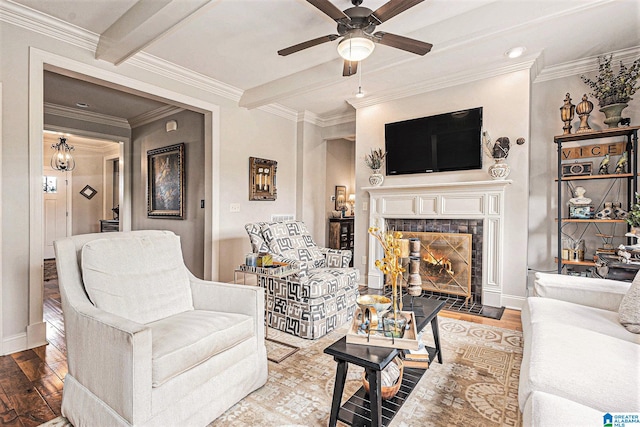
[568,186,593,219]
[562,161,592,177]
[560,93,575,134]
[576,94,593,133]
[581,54,640,128]
[598,154,610,174]
[365,148,386,187]
[615,151,629,173]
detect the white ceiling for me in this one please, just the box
[15,0,640,120]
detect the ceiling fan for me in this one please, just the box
[278,0,433,76]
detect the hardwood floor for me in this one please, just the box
[0,278,521,426]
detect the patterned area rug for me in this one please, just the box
[40,318,523,427]
[211,318,523,427]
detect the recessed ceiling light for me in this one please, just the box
[76,102,90,108]
[505,47,526,59]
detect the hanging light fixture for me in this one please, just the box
[337,30,375,62]
[355,59,365,98]
[50,137,76,171]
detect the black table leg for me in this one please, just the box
[431,315,443,364]
[366,368,382,427]
[329,359,348,427]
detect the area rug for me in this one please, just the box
[40,318,523,427]
[210,318,523,427]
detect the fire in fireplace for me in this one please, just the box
[402,231,472,303]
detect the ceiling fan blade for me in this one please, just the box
[373,32,432,55]
[372,0,424,23]
[278,34,339,56]
[306,0,349,21]
[342,60,358,77]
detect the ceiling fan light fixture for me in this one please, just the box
[337,36,375,62]
[355,87,365,98]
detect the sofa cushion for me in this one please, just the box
[148,309,254,387]
[519,321,640,413]
[262,221,325,266]
[81,233,193,324]
[245,222,269,253]
[523,391,604,427]
[525,296,640,344]
[619,272,640,333]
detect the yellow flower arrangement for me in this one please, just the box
[368,226,406,336]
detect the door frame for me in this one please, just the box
[23,47,220,351]
[102,153,121,225]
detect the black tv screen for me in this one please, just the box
[385,107,483,175]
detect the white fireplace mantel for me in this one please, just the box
[365,180,512,308]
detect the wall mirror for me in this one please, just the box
[249,157,277,201]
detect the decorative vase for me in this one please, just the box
[576,94,593,133]
[369,169,384,186]
[560,93,575,135]
[488,158,510,180]
[599,103,628,128]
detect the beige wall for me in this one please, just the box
[131,109,206,277]
[354,70,531,308]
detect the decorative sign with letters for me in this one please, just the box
[561,142,625,160]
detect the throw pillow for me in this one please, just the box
[261,221,325,266]
[81,232,193,324]
[619,271,640,333]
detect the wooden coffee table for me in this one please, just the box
[324,297,445,427]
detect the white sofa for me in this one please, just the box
[519,272,640,426]
[54,230,268,426]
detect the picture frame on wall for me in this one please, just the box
[147,143,185,219]
[249,157,277,201]
[335,185,346,210]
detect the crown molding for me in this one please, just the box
[534,46,640,83]
[0,0,98,51]
[44,102,130,129]
[257,103,298,122]
[128,105,185,128]
[348,58,538,110]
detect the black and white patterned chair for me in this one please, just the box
[245,220,359,339]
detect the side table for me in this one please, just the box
[234,263,300,363]
[324,297,445,427]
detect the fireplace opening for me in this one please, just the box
[386,218,482,303]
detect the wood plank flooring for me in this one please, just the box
[0,279,521,426]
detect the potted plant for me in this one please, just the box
[365,148,386,186]
[626,193,640,235]
[581,54,640,128]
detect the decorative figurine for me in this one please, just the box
[560,93,575,135]
[615,152,628,174]
[569,187,593,219]
[598,154,610,175]
[595,202,613,219]
[576,94,593,133]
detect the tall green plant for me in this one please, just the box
[581,54,640,107]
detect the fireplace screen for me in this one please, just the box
[402,231,472,302]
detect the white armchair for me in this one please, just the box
[54,230,267,427]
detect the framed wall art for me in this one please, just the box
[80,185,97,199]
[335,185,346,210]
[249,157,277,201]
[147,143,185,218]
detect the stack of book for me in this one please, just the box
[403,333,430,368]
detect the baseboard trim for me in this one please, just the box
[2,332,27,356]
[501,294,525,310]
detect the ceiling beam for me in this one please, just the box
[96,0,213,65]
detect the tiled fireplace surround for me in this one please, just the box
[365,180,511,308]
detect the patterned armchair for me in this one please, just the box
[245,220,359,339]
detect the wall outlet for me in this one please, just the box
[230,203,240,212]
[362,202,368,211]
[361,255,367,265]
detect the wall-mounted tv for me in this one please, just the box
[385,107,483,175]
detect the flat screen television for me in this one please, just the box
[385,107,483,175]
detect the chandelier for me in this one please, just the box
[50,137,76,171]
